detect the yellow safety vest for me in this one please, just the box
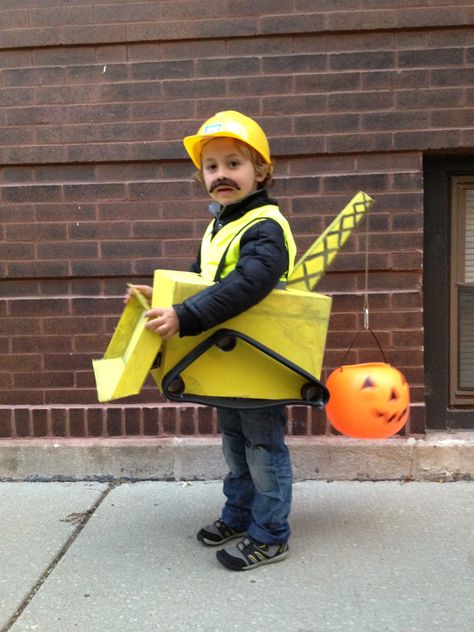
[199,204,297,283]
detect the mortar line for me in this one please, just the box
[2,480,121,632]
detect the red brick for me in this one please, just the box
[99,239,159,260]
[70,408,86,437]
[0,241,34,261]
[263,54,327,75]
[71,297,120,317]
[51,408,68,437]
[96,45,127,63]
[400,47,464,68]
[328,90,393,112]
[31,408,50,437]
[136,60,194,82]
[127,181,190,201]
[179,407,196,435]
[131,100,194,123]
[0,354,41,372]
[1,280,41,299]
[0,390,44,406]
[94,3,158,23]
[363,111,431,132]
[61,24,127,46]
[160,39,224,60]
[295,113,360,135]
[310,408,327,436]
[231,35,289,55]
[396,87,465,110]
[12,336,72,354]
[143,407,159,435]
[124,408,141,436]
[16,371,74,390]
[76,371,96,389]
[289,407,309,436]
[72,334,108,353]
[229,75,293,97]
[30,6,94,27]
[7,261,70,279]
[391,292,422,310]
[197,406,214,434]
[330,50,395,71]
[263,94,327,116]
[86,408,105,437]
[407,406,426,435]
[0,410,13,438]
[327,132,393,154]
[14,408,31,438]
[44,316,104,336]
[160,0,230,19]
[0,204,34,223]
[431,67,474,88]
[0,6,29,29]
[160,406,177,435]
[72,259,134,277]
[105,408,123,437]
[2,145,67,165]
[260,13,325,34]
[399,7,470,29]
[0,373,14,389]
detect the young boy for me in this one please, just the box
[127,111,297,570]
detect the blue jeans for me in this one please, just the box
[218,405,292,545]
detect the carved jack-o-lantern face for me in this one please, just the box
[325,362,410,439]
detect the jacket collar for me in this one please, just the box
[209,188,278,224]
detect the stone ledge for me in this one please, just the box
[0,432,472,482]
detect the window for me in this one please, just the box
[450,179,474,403]
[424,156,474,429]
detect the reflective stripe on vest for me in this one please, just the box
[199,204,297,283]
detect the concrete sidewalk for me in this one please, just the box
[1,480,472,632]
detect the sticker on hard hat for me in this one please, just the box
[203,123,223,134]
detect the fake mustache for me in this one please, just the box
[209,178,241,193]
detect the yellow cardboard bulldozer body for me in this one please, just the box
[93,192,373,408]
[149,270,332,407]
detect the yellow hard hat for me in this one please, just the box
[183,110,271,169]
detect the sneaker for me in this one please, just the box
[197,519,246,546]
[216,537,289,571]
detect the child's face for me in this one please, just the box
[201,137,265,206]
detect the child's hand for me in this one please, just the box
[124,284,153,305]
[145,307,180,340]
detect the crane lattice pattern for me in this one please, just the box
[287,191,374,292]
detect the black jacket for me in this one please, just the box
[174,189,289,336]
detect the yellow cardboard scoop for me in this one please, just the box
[92,285,161,403]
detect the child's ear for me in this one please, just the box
[255,165,269,182]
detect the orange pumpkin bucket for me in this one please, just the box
[325,361,410,439]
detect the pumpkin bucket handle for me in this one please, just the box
[340,327,387,366]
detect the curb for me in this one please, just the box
[0,432,472,482]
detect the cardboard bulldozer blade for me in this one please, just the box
[92,286,160,403]
[93,191,374,407]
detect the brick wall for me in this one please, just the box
[1,1,473,439]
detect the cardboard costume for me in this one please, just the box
[93,191,373,408]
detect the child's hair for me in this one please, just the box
[193,139,274,190]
